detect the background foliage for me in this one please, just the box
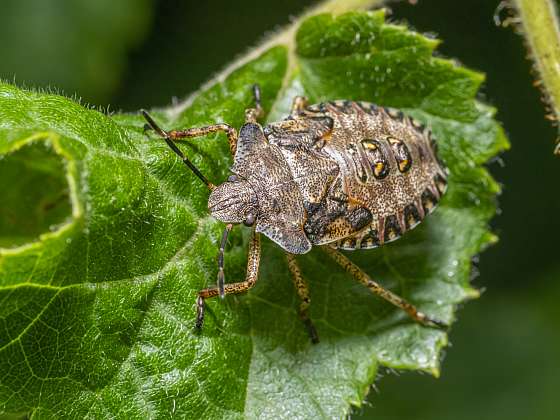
[0,0,559,419]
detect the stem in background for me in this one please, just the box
[511,0,560,154]
[167,0,386,119]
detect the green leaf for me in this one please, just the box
[0,10,508,419]
[356,268,560,420]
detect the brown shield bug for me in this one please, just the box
[142,84,448,343]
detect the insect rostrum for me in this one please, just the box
[143,84,448,343]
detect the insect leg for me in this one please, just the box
[196,230,261,329]
[245,84,265,123]
[290,96,308,114]
[142,110,238,156]
[285,253,319,344]
[321,246,449,329]
[142,111,239,189]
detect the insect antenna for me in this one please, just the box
[141,110,215,190]
[217,223,234,298]
[252,84,263,116]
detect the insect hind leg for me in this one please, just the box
[285,253,319,344]
[321,246,449,329]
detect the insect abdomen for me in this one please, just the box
[308,100,448,250]
[334,171,447,250]
[265,99,448,250]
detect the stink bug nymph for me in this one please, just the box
[142,85,449,343]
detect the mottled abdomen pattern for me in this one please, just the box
[264,100,448,251]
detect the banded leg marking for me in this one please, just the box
[321,246,448,328]
[285,253,319,343]
[142,110,238,189]
[167,124,238,157]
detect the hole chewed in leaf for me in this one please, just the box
[0,141,71,247]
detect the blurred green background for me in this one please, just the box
[1,0,559,419]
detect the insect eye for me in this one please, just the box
[227,174,238,182]
[244,214,256,226]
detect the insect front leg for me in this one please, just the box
[285,253,319,344]
[245,84,265,124]
[142,111,238,157]
[166,124,238,157]
[290,96,308,114]
[321,246,449,329]
[196,230,261,330]
[142,111,238,189]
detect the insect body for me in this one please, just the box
[143,85,448,343]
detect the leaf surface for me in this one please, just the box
[0,10,508,419]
